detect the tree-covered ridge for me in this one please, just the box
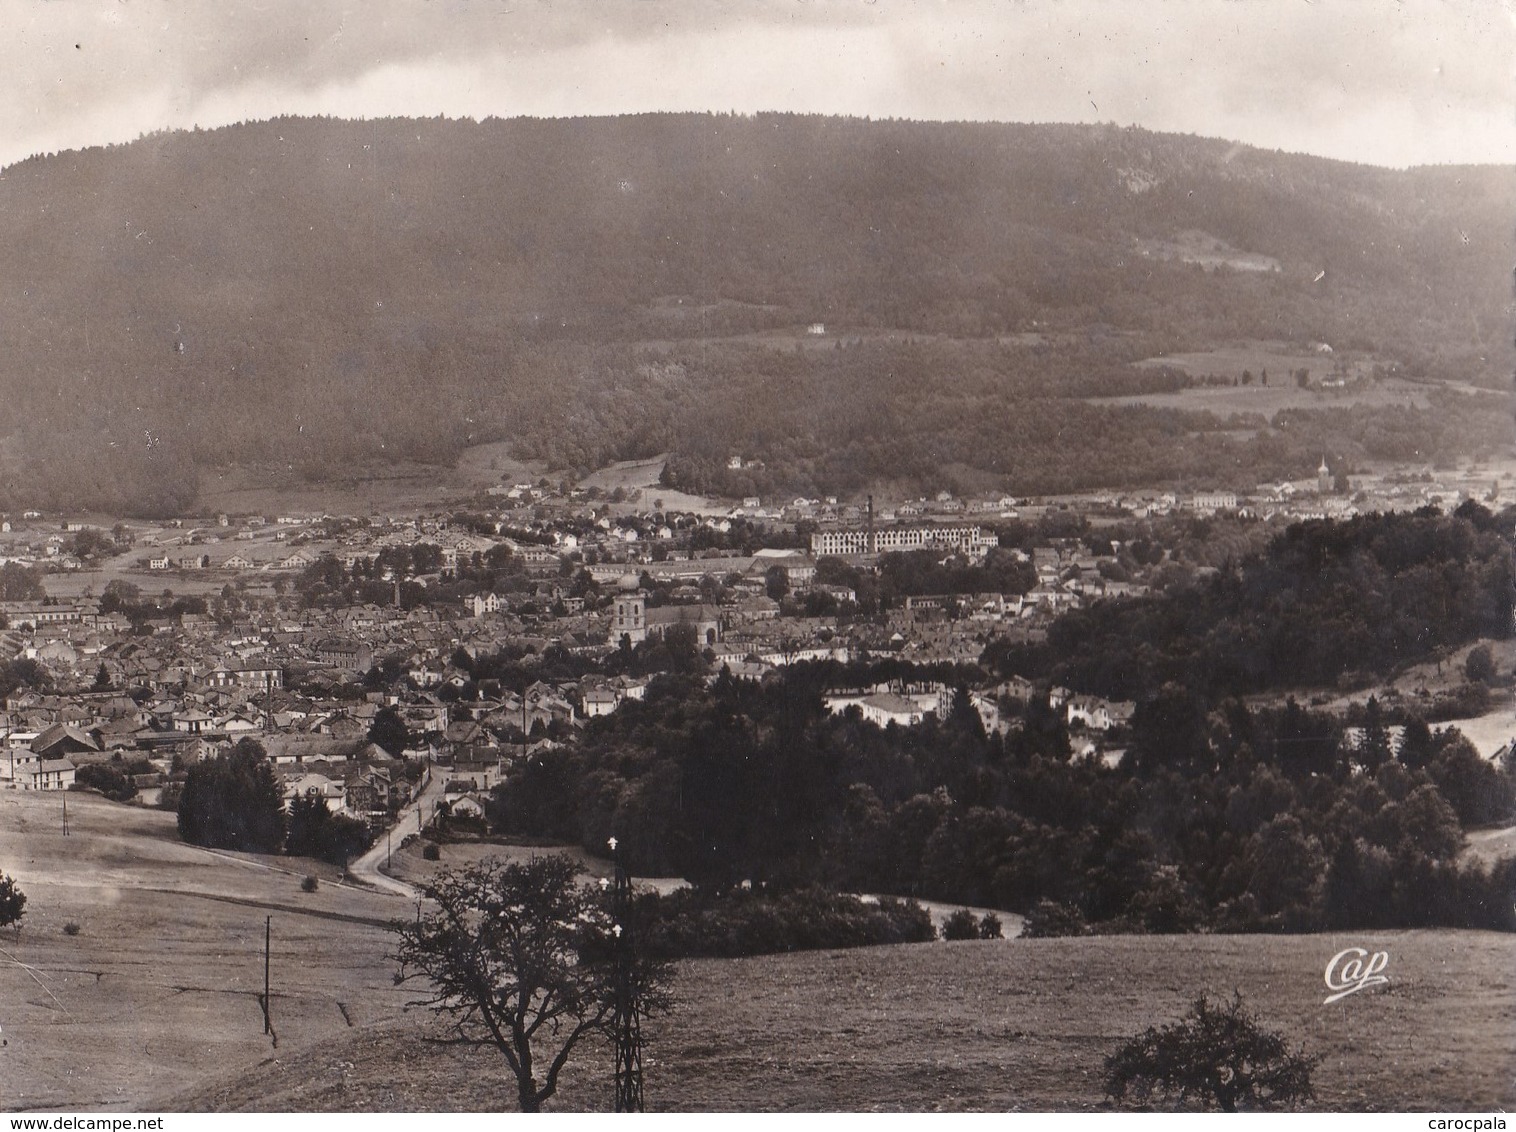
[0,114,1509,513]
[1030,504,1516,701]
[489,665,1516,935]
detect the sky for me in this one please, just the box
[0,0,1512,171]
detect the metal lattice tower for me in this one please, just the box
[609,839,644,1112]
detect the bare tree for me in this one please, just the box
[394,854,669,1112]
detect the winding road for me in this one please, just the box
[345,767,448,897]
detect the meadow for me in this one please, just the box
[1,790,1512,1113]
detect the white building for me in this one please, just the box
[810,523,999,560]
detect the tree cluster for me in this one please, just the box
[487,664,1516,935]
[1024,507,1515,702]
[176,739,288,854]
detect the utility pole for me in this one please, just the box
[61,792,69,837]
[608,837,644,1112]
[262,915,272,1036]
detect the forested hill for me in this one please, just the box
[0,114,1509,514]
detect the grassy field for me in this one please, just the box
[577,455,669,493]
[163,929,1516,1113]
[1095,375,1434,416]
[0,791,415,1112]
[2,790,1512,1113]
[1089,342,1430,416]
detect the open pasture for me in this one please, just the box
[0,791,414,1112]
[2,790,1511,1112]
[1095,342,1433,416]
[165,927,1516,1112]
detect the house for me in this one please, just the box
[0,746,39,786]
[1066,696,1136,732]
[314,639,374,672]
[188,735,232,763]
[346,766,413,815]
[581,686,620,718]
[468,593,503,618]
[31,723,100,760]
[447,793,488,820]
[856,693,926,728]
[284,772,348,813]
[18,757,75,791]
[172,708,215,735]
[825,692,927,728]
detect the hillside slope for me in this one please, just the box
[164,930,1516,1112]
[0,115,1509,512]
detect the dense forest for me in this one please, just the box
[0,114,1510,513]
[990,503,1516,702]
[488,666,1516,935]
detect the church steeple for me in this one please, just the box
[1318,456,1331,494]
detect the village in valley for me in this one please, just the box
[2,446,1511,820]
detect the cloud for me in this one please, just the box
[0,0,1511,170]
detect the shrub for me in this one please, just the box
[62,921,81,936]
[1022,899,1087,938]
[1465,644,1496,685]
[301,874,319,893]
[978,911,1004,939]
[422,843,442,861]
[0,873,25,936]
[942,908,981,941]
[1104,993,1319,1112]
[74,763,137,802]
[636,887,935,959]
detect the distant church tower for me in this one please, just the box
[613,594,647,645]
[1318,456,1331,494]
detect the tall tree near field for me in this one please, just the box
[177,739,287,853]
[395,855,671,1113]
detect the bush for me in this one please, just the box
[978,911,1004,939]
[74,763,137,802]
[636,887,936,959]
[0,873,25,936]
[1104,993,1319,1112]
[301,874,319,893]
[942,908,981,941]
[62,921,81,936]
[422,842,442,861]
[1465,644,1496,685]
[1022,899,1087,938]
